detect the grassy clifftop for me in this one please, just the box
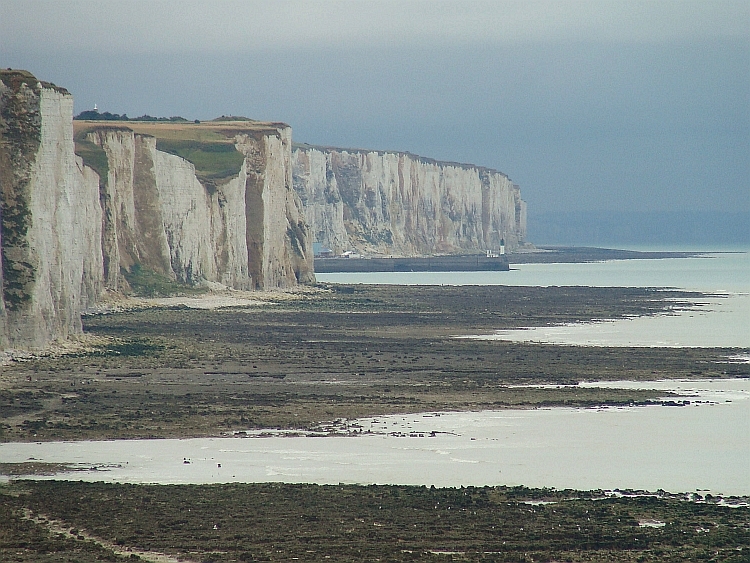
[73,119,289,184]
[155,138,245,181]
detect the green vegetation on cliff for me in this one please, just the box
[72,133,108,187]
[72,119,250,185]
[0,69,41,311]
[155,138,244,182]
[123,264,206,297]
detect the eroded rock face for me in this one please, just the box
[85,124,314,291]
[0,70,103,349]
[0,70,315,350]
[86,126,253,290]
[238,128,314,289]
[154,147,251,289]
[293,147,527,256]
[0,69,526,351]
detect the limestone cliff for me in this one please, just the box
[293,146,526,256]
[77,121,315,291]
[0,70,103,349]
[1,68,526,352]
[0,70,314,350]
[237,128,314,288]
[82,126,252,291]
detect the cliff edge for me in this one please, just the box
[1,70,528,351]
[0,70,314,350]
[293,145,526,256]
[0,70,102,349]
[74,120,315,292]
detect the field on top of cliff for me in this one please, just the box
[72,119,290,144]
[73,119,290,183]
[0,284,745,443]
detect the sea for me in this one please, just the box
[318,249,750,348]
[2,249,749,495]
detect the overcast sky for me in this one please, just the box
[2,0,748,217]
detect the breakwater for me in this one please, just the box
[314,254,509,273]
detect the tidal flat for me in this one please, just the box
[1,284,749,561]
[1,284,745,442]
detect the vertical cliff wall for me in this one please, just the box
[80,122,315,292]
[1,68,526,351]
[238,128,314,289]
[0,70,103,349]
[83,126,253,291]
[153,144,251,289]
[0,70,315,350]
[293,146,527,256]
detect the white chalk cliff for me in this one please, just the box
[0,70,314,350]
[1,70,528,351]
[81,124,314,294]
[293,146,526,256]
[0,71,103,349]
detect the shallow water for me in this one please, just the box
[321,252,750,347]
[3,380,748,495]
[3,254,747,493]
[317,251,749,292]
[470,294,750,347]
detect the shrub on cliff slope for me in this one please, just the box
[123,264,206,297]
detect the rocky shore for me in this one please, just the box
[1,481,747,562]
[1,284,742,443]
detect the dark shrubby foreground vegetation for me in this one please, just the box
[1,481,748,562]
[0,488,129,562]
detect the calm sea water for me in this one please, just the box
[319,251,750,347]
[316,251,749,292]
[2,379,748,495]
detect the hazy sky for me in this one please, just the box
[2,0,748,216]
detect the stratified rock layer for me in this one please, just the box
[293,146,526,256]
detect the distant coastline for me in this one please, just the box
[314,246,712,272]
[507,246,712,264]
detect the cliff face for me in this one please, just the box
[0,71,102,349]
[1,69,526,351]
[0,70,314,350]
[293,146,526,256]
[153,144,250,289]
[85,127,253,291]
[81,123,315,292]
[238,129,314,289]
